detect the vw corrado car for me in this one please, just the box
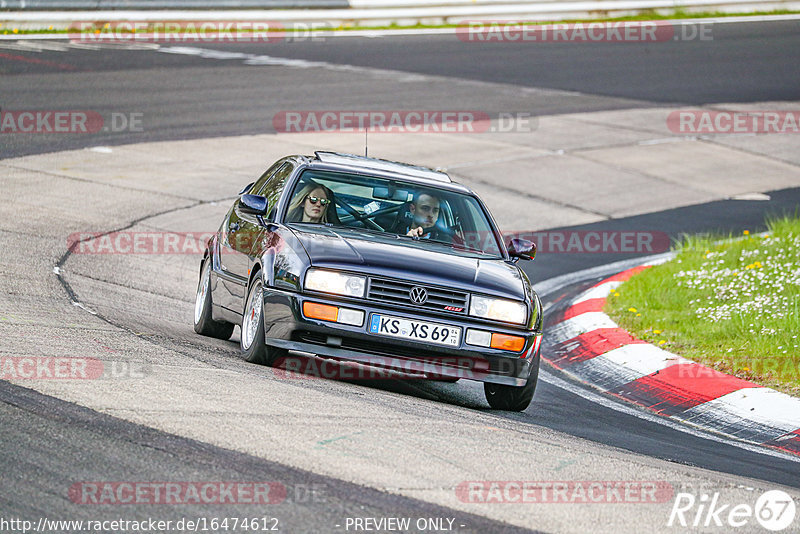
[194,152,543,411]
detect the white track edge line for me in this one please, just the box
[536,254,800,463]
[539,369,800,463]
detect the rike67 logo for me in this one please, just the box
[668,490,796,531]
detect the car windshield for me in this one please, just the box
[283,169,504,258]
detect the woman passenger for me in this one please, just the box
[286,182,335,224]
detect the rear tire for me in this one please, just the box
[240,276,286,366]
[484,351,540,411]
[194,258,234,340]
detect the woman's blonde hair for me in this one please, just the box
[286,181,334,223]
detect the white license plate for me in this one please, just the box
[368,314,461,346]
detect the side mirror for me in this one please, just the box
[508,238,536,261]
[240,194,268,216]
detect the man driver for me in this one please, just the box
[403,190,441,239]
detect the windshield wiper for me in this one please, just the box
[397,235,497,257]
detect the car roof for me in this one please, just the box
[297,152,472,194]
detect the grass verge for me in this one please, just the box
[605,215,800,396]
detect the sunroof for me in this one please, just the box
[313,152,451,183]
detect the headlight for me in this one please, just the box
[469,295,527,324]
[304,269,366,298]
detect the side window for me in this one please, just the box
[248,159,286,197]
[439,198,454,228]
[260,162,294,221]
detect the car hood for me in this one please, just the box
[291,225,525,299]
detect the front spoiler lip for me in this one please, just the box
[266,338,528,386]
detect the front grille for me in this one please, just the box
[367,277,469,314]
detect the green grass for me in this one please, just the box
[605,215,800,396]
[2,9,800,35]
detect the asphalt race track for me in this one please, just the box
[2,19,799,158]
[1,19,800,533]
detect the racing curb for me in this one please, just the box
[545,263,800,458]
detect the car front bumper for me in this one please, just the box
[262,288,541,386]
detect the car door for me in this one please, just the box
[247,163,303,330]
[216,159,288,313]
[236,161,295,307]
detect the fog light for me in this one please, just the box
[466,329,492,347]
[337,308,364,326]
[490,333,526,352]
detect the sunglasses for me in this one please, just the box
[306,195,330,206]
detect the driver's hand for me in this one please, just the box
[453,228,465,245]
[406,226,424,238]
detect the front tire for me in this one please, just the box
[240,276,286,366]
[484,350,540,411]
[194,258,234,340]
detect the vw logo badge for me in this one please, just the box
[409,286,428,305]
